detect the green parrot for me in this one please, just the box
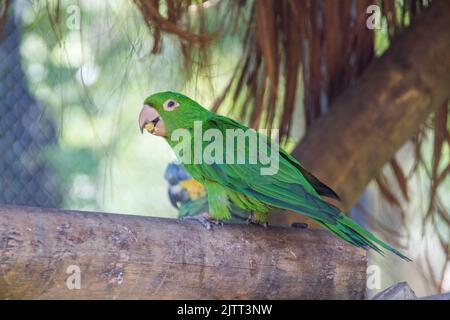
[139,91,411,261]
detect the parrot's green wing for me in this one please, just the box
[188,113,411,261]
[188,113,341,224]
[277,146,341,200]
[209,115,341,200]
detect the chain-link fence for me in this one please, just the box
[0,11,60,208]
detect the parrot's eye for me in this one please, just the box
[163,99,179,111]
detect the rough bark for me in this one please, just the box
[0,205,367,299]
[293,0,450,211]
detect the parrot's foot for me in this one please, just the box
[182,212,222,230]
[246,214,268,227]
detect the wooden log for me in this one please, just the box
[0,205,367,299]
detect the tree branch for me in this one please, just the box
[293,0,450,210]
[0,205,367,299]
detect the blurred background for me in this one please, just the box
[0,0,448,298]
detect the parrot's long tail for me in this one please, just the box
[319,214,411,261]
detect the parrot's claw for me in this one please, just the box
[291,222,309,229]
[182,212,221,230]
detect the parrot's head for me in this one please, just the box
[139,91,209,137]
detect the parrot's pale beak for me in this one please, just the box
[139,104,167,137]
